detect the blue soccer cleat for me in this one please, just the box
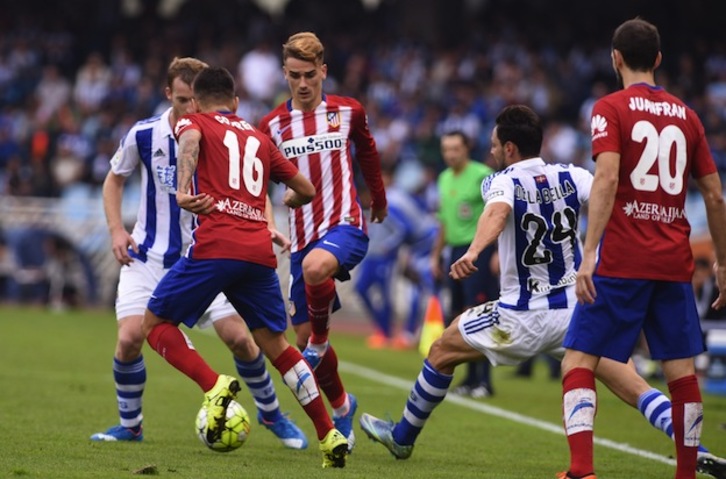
[333,393,357,453]
[301,342,327,371]
[258,412,309,450]
[90,424,143,442]
[359,413,413,459]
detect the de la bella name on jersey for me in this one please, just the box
[514,179,575,205]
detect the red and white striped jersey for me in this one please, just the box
[259,94,387,252]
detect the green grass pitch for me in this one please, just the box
[1,305,724,478]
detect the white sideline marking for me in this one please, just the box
[340,361,677,467]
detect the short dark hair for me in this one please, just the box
[612,18,660,72]
[494,105,542,158]
[192,66,235,104]
[441,130,470,150]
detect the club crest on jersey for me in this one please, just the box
[535,175,547,184]
[174,117,192,136]
[156,165,177,193]
[327,112,340,128]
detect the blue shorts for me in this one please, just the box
[288,225,369,325]
[148,257,287,332]
[564,276,705,362]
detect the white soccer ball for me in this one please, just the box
[195,400,251,452]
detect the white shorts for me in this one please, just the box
[457,300,572,366]
[115,259,236,328]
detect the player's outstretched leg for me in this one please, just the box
[203,374,241,443]
[359,413,413,459]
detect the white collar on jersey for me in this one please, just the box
[512,157,546,168]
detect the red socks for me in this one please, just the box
[562,368,597,477]
[147,322,217,392]
[668,375,702,479]
[272,346,334,440]
[305,279,336,344]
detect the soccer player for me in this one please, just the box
[355,164,438,349]
[560,19,726,479]
[359,105,726,479]
[92,57,307,449]
[141,66,349,468]
[258,31,388,451]
[431,130,497,398]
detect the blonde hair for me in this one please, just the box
[282,32,324,65]
[166,57,208,89]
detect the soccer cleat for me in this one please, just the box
[555,472,597,479]
[90,424,143,442]
[469,384,493,399]
[319,428,348,468]
[333,393,357,453]
[203,374,241,444]
[257,412,309,450]
[359,413,413,460]
[301,343,326,371]
[698,451,726,479]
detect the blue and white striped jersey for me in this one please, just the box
[482,158,592,311]
[110,108,193,268]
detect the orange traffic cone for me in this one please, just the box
[418,295,445,357]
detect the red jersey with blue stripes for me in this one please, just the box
[259,94,387,252]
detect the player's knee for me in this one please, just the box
[301,255,336,285]
[115,334,144,361]
[224,332,258,361]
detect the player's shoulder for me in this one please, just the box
[129,113,164,133]
[325,94,365,111]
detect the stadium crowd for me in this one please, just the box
[1,0,726,305]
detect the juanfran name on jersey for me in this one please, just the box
[279,132,345,159]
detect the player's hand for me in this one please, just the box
[177,192,215,214]
[283,188,306,209]
[450,250,479,280]
[270,228,291,253]
[110,227,137,266]
[370,206,388,223]
[575,253,597,304]
[712,263,726,310]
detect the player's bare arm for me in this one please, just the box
[102,170,138,265]
[175,129,214,214]
[450,202,509,280]
[576,151,620,304]
[282,172,316,209]
[265,194,291,253]
[696,172,726,309]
